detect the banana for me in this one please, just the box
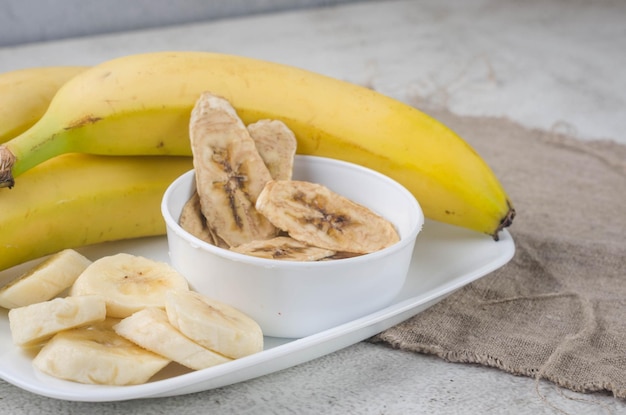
[0,66,87,143]
[0,51,513,239]
[181,106,297,248]
[70,253,189,318]
[0,154,193,273]
[179,191,230,248]
[247,119,297,181]
[231,236,336,261]
[165,290,263,359]
[32,318,171,385]
[189,92,278,247]
[0,249,92,309]
[8,294,106,347]
[114,307,232,371]
[256,180,400,254]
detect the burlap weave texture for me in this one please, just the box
[370,110,626,398]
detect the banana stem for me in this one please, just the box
[0,145,16,188]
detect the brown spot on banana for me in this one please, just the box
[65,115,102,130]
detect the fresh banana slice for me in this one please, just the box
[114,307,232,371]
[231,236,336,261]
[256,180,400,254]
[189,92,277,247]
[70,253,189,318]
[179,191,229,248]
[247,119,297,180]
[165,290,263,359]
[0,249,92,309]
[32,318,171,385]
[8,294,106,347]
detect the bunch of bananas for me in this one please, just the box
[0,51,514,272]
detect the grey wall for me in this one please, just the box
[0,0,364,47]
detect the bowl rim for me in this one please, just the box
[161,155,423,269]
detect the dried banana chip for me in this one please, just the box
[256,180,399,254]
[231,236,336,261]
[324,251,363,260]
[247,119,297,180]
[189,92,278,247]
[179,192,229,248]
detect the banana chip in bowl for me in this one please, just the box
[162,154,423,338]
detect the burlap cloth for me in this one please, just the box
[369,110,626,399]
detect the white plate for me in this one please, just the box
[0,220,514,402]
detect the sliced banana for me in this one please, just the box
[0,249,92,309]
[256,180,400,254]
[70,253,189,318]
[32,318,171,386]
[231,236,336,261]
[179,191,229,248]
[189,92,277,247]
[8,294,106,347]
[247,119,297,180]
[114,307,232,371]
[165,290,263,359]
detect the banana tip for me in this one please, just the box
[492,201,515,241]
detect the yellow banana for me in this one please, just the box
[0,66,88,143]
[0,154,192,272]
[0,51,514,239]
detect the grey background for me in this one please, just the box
[0,0,368,47]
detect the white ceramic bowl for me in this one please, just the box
[161,155,424,338]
